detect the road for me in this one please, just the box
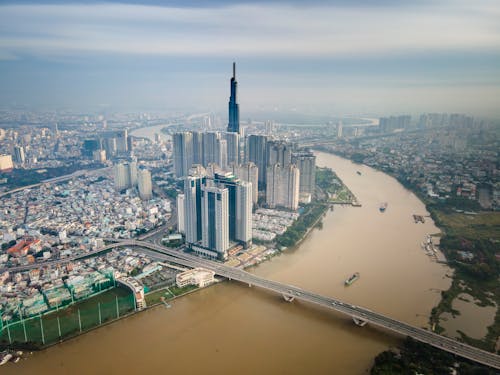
[0,167,111,199]
[0,242,124,274]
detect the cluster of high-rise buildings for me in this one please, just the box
[83,129,133,162]
[379,113,477,133]
[177,169,252,260]
[114,160,152,201]
[174,64,316,259]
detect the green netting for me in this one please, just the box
[0,291,135,347]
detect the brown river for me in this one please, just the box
[6,151,451,374]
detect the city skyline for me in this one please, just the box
[0,0,499,117]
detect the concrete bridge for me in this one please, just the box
[126,239,500,370]
[5,238,500,369]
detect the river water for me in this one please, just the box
[6,152,451,374]
[130,124,172,141]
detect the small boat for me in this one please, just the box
[356,171,362,175]
[0,354,13,366]
[379,202,388,212]
[345,272,360,286]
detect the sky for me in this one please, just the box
[0,0,499,117]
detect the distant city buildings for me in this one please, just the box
[379,115,411,132]
[93,149,107,163]
[173,130,240,177]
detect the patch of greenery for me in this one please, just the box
[145,284,198,306]
[276,203,327,248]
[371,337,496,375]
[0,163,101,190]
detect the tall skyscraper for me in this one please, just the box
[114,162,138,191]
[266,164,300,210]
[103,137,117,157]
[223,131,240,167]
[183,174,205,244]
[13,145,25,165]
[173,132,193,178]
[227,62,240,134]
[232,162,258,204]
[247,134,268,189]
[192,131,204,165]
[114,163,131,191]
[235,181,253,246]
[129,161,138,187]
[177,194,185,234]
[202,131,220,167]
[116,129,128,153]
[201,185,229,256]
[217,138,228,170]
[292,151,316,194]
[267,140,292,168]
[93,149,106,163]
[212,172,253,248]
[137,168,152,200]
[83,139,101,158]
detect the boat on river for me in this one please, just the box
[379,202,388,212]
[344,272,360,286]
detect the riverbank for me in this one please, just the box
[316,150,499,357]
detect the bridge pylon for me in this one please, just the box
[352,317,367,327]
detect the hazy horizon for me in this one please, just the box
[1,0,499,117]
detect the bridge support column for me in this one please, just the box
[352,317,367,327]
[283,294,295,302]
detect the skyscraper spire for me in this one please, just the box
[227,62,240,134]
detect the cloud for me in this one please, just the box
[0,1,499,59]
